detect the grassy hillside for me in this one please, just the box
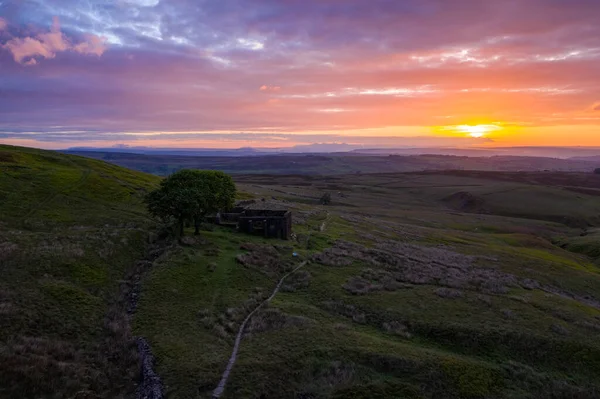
[4,145,600,398]
[0,145,160,398]
[135,172,600,398]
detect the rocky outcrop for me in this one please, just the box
[136,338,164,399]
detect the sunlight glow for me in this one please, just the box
[456,124,500,138]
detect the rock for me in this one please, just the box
[550,324,570,336]
[520,279,541,290]
[136,337,164,399]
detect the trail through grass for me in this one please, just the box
[212,261,308,398]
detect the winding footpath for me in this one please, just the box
[212,260,308,399]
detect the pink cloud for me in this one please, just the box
[0,17,7,31]
[74,34,108,57]
[260,85,281,92]
[1,17,107,65]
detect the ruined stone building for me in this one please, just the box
[212,208,292,240]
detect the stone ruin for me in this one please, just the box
[209,207,292,240]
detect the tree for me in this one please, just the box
[320,192,332,205]
[594,168,600,175]
[145,169,236,236]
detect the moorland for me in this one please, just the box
[2,144,600,398]
[64,150,599,176]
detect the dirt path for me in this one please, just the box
[211,260,308,399]
[212,211,330,398]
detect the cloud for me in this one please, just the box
[0,129,493,149]
[0,18,7,31]
[593,103,600,111]
[1,0,600,146]
[4,37,55,63]
[1,16,107,65]
[260,85,281,92]
[74,34,109,56]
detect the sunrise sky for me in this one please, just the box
[1,0,600,149]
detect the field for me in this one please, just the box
[135,171,600,398]
[0,145,160,398]
[3,144,600,398]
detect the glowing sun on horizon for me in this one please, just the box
[457,124,494,138]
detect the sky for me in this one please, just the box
[1,0,600,150]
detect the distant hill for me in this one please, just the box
[64,150,599,176]
[358,146,600,158]
[571,155,600,162]
[67,145,264,157]
[0,145,159,397]
[66,145,600,158]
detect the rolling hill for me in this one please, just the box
[64,150,600,176]
[3,144,600,398]
[0,145,160,398]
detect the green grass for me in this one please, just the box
[135,176,600,399]
[135,187,600,398]
[556,230,600,260]
[5,144,600,398]
[0,145,160,398]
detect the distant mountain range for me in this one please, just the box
[66,145,263,157]
[66,144,600,159]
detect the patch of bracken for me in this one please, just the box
[317,240,532,295]
[281,270,312,292]
[235,243,294,277]
[382,321,412,338]
[245,308,312,335]
[322,300,367,324]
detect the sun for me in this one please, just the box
[457,124,492,138]
[433,123,506,139]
